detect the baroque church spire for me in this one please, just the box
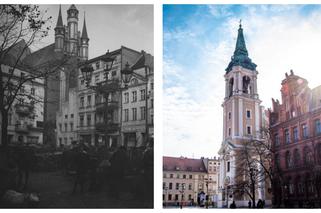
[234,21,248,57]
[225,21,257,72]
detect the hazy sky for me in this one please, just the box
[34,4,153,58]
[163,5,321,159]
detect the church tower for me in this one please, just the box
[218,23,266,207]
[54,5,64,52]
[67,4,79,55]
[80,14,89,61]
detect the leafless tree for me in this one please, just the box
[0,5,72,147]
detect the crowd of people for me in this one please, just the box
[0,140,154,206]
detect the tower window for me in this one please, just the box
[246,110,251,118]
[228,128,231,136]
[228,112,231,120]
[227,161,230,172]
[247,126,252,135]
[229,78,234,97]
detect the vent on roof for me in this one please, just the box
[175,166,180,170]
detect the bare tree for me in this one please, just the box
[0,5,71,147]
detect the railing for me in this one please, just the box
[15,123,29,132]
[15,103,34,116]
[95,121,120,133]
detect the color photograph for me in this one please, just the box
[163,4,321,208]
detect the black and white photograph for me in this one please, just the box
[0,4,153,208]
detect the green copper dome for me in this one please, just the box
[225,23,257,73]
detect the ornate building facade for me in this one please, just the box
[269,71,321,207]
[163,156,220,207]
[217,23,270,207]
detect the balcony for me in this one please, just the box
[96,79,120,94]
[15,103,34,116]
[95,121,120,133]
[95,100,119,114]
[15,123,29,133]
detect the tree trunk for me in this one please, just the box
[252,183,256,208]
[1,110,8,147]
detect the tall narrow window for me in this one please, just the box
[124,109,129,122]
[293,127,298,142]
[247,126,252,135]
[87,114,91,126]
[132,91,137,102]
[80,115,84,127]
[124,92,129,103]
[140,106,146,120]
[274,133,280,146]
[80,97,84,108]
[302,124,308,139]
[315,119,321,135]
[246,110,251,119]
[87,95,91,106]
[132,108,137,120]
[227,162,230,172]
[285,129,290,144]
[140,89,146,101]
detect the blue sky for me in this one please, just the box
[163,5,321,158]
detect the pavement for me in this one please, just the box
[14,171,152,208]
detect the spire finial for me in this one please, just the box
[56,4,63,27]
[239,19,242,28]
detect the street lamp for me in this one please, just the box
[81,63,94,87]
[163,186,168,207]
[179,183,186,208]
[120,61,133,87]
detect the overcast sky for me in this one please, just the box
[34,4,153,58]
[163,4,321,159]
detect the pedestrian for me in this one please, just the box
[248,200,252,208]
[230,200,236,209]
[257,199,263,208]
[109,146,128,198]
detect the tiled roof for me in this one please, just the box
[2,40,31,68]
[163,156,207,173]
[22,43,64,68]
[131,52,154,70]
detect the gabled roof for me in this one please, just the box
[131,52,154,70]
[163,156,207,173]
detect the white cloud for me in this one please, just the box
[163,6,321,158]
[208,5,233,18]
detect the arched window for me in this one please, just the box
[293,149,300,167]
[242,76,251,94]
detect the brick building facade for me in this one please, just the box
[269,70,321,207]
